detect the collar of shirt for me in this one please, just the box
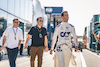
[12,26,20,30]
[61,22,68,25]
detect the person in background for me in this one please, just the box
[19,39,24,55]
[93,31,100,55]
[27,38,32,56]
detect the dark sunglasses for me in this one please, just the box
[14,22,19,23]
[38,20,43,22]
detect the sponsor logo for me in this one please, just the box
[60,32,70,37]
[66,27,69,29]
[46,8,53,13]
[60,26,64,30]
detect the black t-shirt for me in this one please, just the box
[28,26,47,47]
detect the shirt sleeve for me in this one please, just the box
[71,27,78,46]
[28,27,33,35]
[3,28,9,37]
[44,28,47,36]
[51,27,59,50]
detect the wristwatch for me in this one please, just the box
[45,46,48,48]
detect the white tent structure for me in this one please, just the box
[33,0,48,29]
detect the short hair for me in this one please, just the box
[61,11,68,16]
[37,17,43,21]
[13,18,18,22]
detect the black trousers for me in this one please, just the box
[6,47,18,67]
[27,46,31,55]
[19,44,23,55]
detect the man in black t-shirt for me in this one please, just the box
[24,17,48,67]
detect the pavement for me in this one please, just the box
[1,49,100,67]
[0,48,82,67]
[82,49,100,67]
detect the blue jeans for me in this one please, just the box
[6,47,18,67]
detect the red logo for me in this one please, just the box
[60,26,64,30]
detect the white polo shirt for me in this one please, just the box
[4,26,23,49]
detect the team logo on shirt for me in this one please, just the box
[66,27,69,29]
[60,32,70,37]
[60,26,64,30]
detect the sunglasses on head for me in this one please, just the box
[38,20,43,22]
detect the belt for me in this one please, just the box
[56,43,72,52]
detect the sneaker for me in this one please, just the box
[27,54,30,57]
[20,54,24,56]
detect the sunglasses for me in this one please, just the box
[38,20,43,22]
[14,22,19,23]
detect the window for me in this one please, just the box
[0,0,8,11]
[0,10,7,19]
[20,0,25,19]
[8,0,15,14]
[7,14,14,26]
[25,0,29,20]
[15,0,20,16]
[28,0,33,23]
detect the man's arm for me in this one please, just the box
[1,36,6,50]
[24,34,32,48]
[44,35,48,52]
[72,27,78,50]
[72,27,78,46]
[50,27,58,54]
[18,40,21,49]
[93,31,99,40]
[44,35,48,47]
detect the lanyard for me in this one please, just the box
[12,27,18,40]
[36,26,42,33]
[36,26,43,38]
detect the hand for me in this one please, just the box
[1,46,4,50]
[24,43,28,49]
[18,45,20,49]
[50,50,53,55]
[93,31,95,34]
[75,46,78,51]
[45,47,48,52]
[23,40,24,42]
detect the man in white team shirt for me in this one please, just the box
[1,18,23,67]
[50,11,78,67]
